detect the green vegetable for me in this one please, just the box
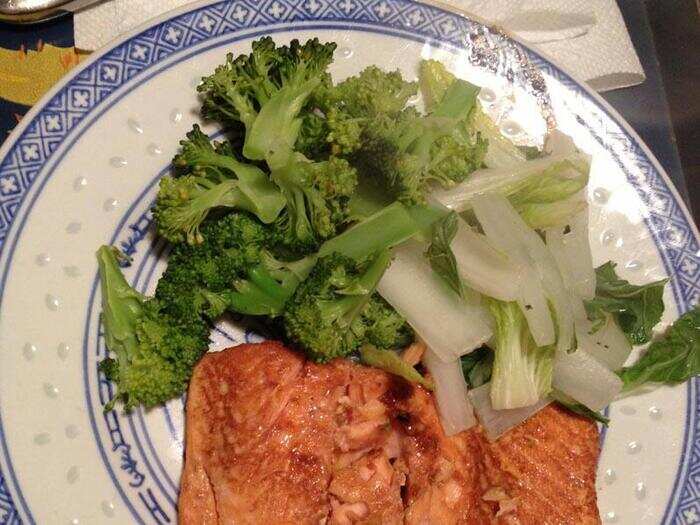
[460,346,494,389]
[96,246,210,411]
[508,159,588,229]
[271,153,358,251]
[353,78,485,204]
[618,307,700,391]
[360,296,415,349]
[459,349,609,425]
[419,59,456,112]
[154,126,286,245]
[318,201,433,261]
[302,66,418,158]
[551,390,610,425]
[487,298,554,409]
[197,38,370,251]
[155,212,291,319]
[586,261,668,345]
[360,344,432,389]
[426,211,464,298]
[159,201,436,322]
[198,37,336,164]
[283,251,408,362]
[516,196,587,231]
[418,59,529,170]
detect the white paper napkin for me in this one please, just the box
[74,0,645,92]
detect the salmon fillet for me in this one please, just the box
[179,343,601,524]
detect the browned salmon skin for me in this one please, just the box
[179,343,601,524]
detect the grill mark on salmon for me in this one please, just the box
[179,343,601,524]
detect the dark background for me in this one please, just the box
[0,0,698,221]
[604,0,699,220]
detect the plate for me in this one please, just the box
[0,1,698,523]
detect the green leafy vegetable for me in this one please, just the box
[426,211,464,298]
[460,346,493,389]
[360,344,432,389]
[618,307,700,391]
[487,298,554,409]
[586,262,668,345]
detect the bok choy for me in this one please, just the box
[377,240,492,362]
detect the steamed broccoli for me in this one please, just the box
[156,211,314,318]
[272,153,357,252]
[96,246,209,411]
[198,37,336,165]
[283,251,408,362]
[158,202,433,321]
[154,125,285,244]
[360,295,414,349]
[297,66,418,158]
[353,79,486,204]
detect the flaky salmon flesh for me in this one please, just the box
[179,342,601,524]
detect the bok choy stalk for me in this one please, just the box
[577,315,632,371]
[422,346,476,435]
[486,298,555,410]
[552,349,623,411]
[546,211,633,371]
[426,203,522,302]
[545,210,596,300]
[433,150,590,230]
[472,193,574,353]
[468,382,552,440]
[377,240,492,362]
[470,105,528,169]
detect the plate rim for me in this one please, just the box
[0,0,697,523]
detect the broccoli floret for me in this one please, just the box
[155,212,301,319]
[161,202,434,324]
[272,153,358,252]
[426,132,488,187]
[297,66,418,158]
[360,296,414,349]
[283,251,392,362]
[353,79,485,204]
[96,246,209,411]
[154,125,285,244]
[198,37,337,165]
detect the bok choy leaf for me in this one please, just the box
[585,262,668,345]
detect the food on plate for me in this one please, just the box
[179,343,600,524]
[93,36,700,520]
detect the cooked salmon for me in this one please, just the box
[179,343,601,524]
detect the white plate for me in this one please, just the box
[0,1,698,523]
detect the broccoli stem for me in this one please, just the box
[360,344,433,389]
[244,78,322,163]
[319,202,439,260]
[318,250,391,326]
[96,246,145,366]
